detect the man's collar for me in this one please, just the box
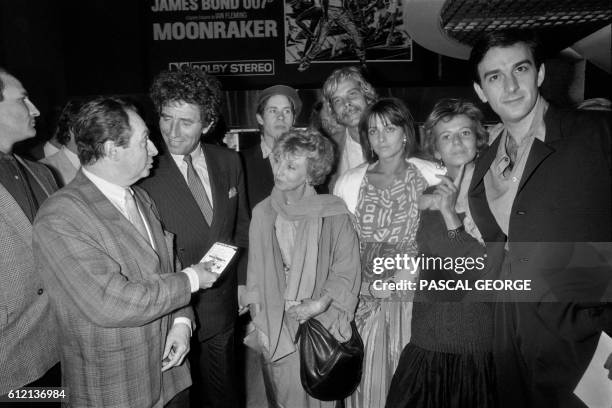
[62,146,81,168]
[82,166,129,199]
[260,136,273,159]
[170,143,204,162]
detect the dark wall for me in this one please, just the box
[1,0,609,153]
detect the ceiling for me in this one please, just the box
[402,0,611,72]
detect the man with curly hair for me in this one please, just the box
[139,67,250,408]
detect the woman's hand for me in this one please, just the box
[433,175,459,215]
[287,296,331,323]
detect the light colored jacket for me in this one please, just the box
[333,157,444,214]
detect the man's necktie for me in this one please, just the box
[125,189,150,242]
[184,154,213,225]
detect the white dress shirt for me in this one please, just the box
[339,129,365,176]
[62,146,81,169]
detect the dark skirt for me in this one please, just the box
[385,343,497,408]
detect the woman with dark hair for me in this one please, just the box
[334,98,442,408]
[386,98,497,408]
[243,129,361,407]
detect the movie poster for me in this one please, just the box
[146,0,430,88]
[284,0,413,71]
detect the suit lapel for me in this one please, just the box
[517,106,558,194]
[134,188,169,270]
[470,136,501,193]
[0,182,32,245]
[202,144,227,230]
[15,155,54,197]
[0,157,54,246]
[74,171,161,274]
[518,139,554,194]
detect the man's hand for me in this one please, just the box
[238,285,248,315]
[287,296,331,323]
[192,261,219,289]
[161,322,191,372]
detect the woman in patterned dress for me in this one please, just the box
[334,98,441,408]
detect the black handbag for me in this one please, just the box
[295,318,364,401]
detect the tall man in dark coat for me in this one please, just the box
[139,67,250,408]
[468,29,612,408]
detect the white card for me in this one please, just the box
[199,242,238,275]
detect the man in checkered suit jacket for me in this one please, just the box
[32,98,217,407]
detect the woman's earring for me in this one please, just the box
[435,160,446,170]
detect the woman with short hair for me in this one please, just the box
[386,98,497,408]
[243,129,361,408]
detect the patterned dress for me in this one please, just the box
[346,163,427,408]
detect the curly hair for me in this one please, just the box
[74,97,135,166]
[272,129,335,186]
[322,66,377,109]
[358,98,417,164]
[150,67,223,126]
[422,98,488,160]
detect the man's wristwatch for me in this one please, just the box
[447,225,465,240]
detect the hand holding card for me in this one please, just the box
[200,242,238,275]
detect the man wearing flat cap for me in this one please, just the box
[240,85,302,212]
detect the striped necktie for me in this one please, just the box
[184,154,213,225]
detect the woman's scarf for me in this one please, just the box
[246,185,350,361]
[270,186,348,306]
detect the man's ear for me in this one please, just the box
[537,63,545,87]
[201,121,214,135]
[104,140,118,160]
[256,114,264,127]
[473,82,488,103]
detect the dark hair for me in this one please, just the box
[272,129,335,186]
[54,100,86,146]
[74,97,136,166]
[359,98,417,164]
[469,29,542,84]
[422,98,488,161]
[150,67,223,127]
[0,67,11,102]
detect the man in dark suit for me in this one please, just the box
[240,85,302,212]
[468,29,612,408]
[0,67,60,404]
[140,67,250,408]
